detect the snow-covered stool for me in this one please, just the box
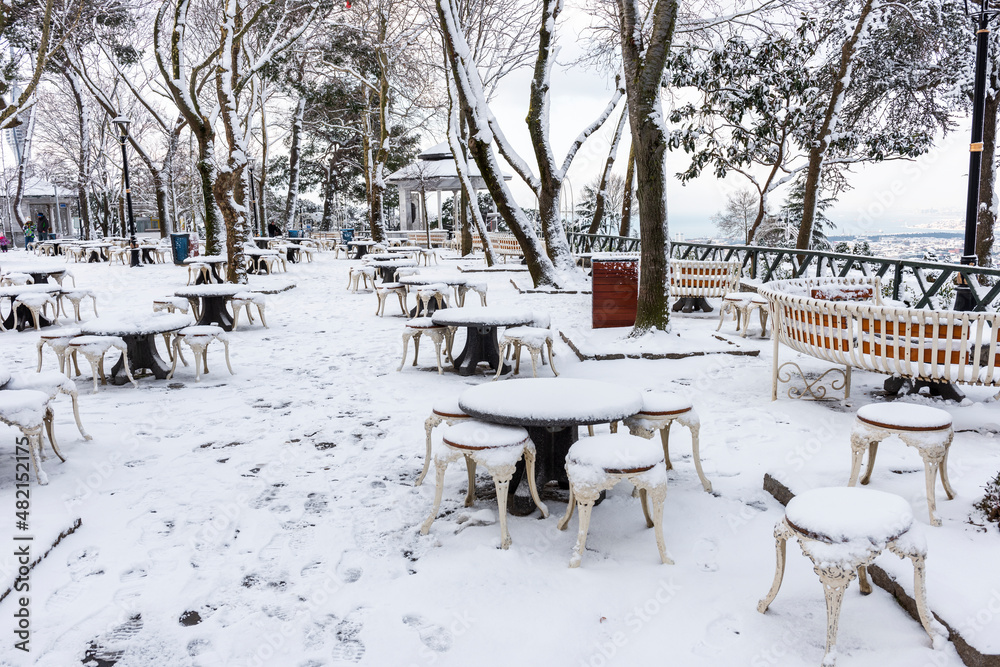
[716,293,749,333]
[623,392,712,493]
[0,388,57,484]
[758,487,945,666]
[348,266,376,292]
[67,335,136,393]
[65,246,86,263]
[415,283,450,316]
[848,403,955,526]
[14,293,58,330]
[52,270,74,288]
[418,396,471,486]
[231,291,268,329]
[267,254,288,273]
[375,282,408,317]
[59,289,98,322]
[396,267,421,280]
[299,246,315,262]
[36,327,82,375]
[1,272,33,286]
[742,293,770,337]
[109,247,128,264]
[418,248,439,266]
[152,296,190,315]
[168,326,234,382]
[187,262,210,285]
[398,318,453,375]
[557,433,671,568]
[6,369,92,444]
[420,420,547,549]
[494,326,557,380]
[456,280,488,307]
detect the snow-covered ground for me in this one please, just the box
[0,245,995,667]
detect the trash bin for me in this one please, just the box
[592,254,639,329]
[341,229,354,243]
[288,229,301,238]
[170,232,189,264]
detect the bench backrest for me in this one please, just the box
[406,230,450,247]
[760,276,1000,385]
[669,260,741,298]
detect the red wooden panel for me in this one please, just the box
[593,260,638,328]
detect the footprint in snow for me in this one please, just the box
[402,614,453,653]
[692,536,719,572]
[331,610,366,663]
[692,613,743,658]
[304,492,328,515]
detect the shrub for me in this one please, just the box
[973,471,1000,532]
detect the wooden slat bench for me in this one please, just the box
[669,259,742,312]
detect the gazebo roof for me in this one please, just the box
[5,177,74,198]
[386,140,511,190]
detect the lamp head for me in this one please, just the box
[112,116,131,133]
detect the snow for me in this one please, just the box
[174,284,247,298]
[0,388,49,428]
[639,391,693,415]
[0,367,9,388]
[856,403,953,430]
[80,312,193,336]
[431,306,533,327]
[786,487,915,548]
[441,420,530,449]
[567,433,664,471]
[0,248,980,666]
[500,326,552,346]
[459,377,643,425]
[432,395,467,418]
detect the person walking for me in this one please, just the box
[37,212,49,240]
[267,222,281,237]
[0,232,8,252]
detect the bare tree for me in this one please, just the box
[711,189,759,243]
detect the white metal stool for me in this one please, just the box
[557,433,671,568]
[398,318,453,375]
[623,392,712,492]
[168,325,234,382]
[418,396,470,486]
[848,403,955,526]
[36,327,82,375]
[758,487,945,666]
[420,420,547,549]
[67,335,137,393]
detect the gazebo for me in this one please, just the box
[386,142,510,230]
[1,176,77,238]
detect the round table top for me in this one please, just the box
[3,262,67,275]
[244,248,279,256]
[0,284,62,298]
[184,255,227,264]
[81,312,193,337]
[175,285,246,298]
[459,378,643,427]
[370,258,418,268]
[399,274,468,286]
[432,306,532,328]
[348,240,377,246]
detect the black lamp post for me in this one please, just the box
[112,115,141,267]
[957,0,1000,310]
[248,165,260,236]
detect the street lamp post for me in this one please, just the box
[112,116,140,267]
[957,0,1000,310]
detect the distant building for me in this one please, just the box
[1,177,77,238]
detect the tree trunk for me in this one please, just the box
[321,159,337,231]
[64,69,92,239]
[617,0,678,335]
[977,85,998,270]
[588,105,628,235]
[620,141,635,237]
[460,191,473,255]
[438,0,558,285]
[12,103,36,231]
[284,96,306,231]
[796,0,875,250]
[258,84,269,236]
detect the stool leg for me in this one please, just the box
[610,420,617,433]
[557,486,576,531]
[417,416,437,486]
[396,291,407,316]
[546,339,558,376]
[644,482,672,565]
[528,346,540,378]
[920,450,945,527]
[659,425,672,470]
[494,342,510,380]
[491,466,514,549]
[36,340,44,372]
[26,431,47,485]
[587,425,594,436]
[857,564,872,595]
[168,339,180,379]
[69,391,91,440]
[939,435,956,500]
[716,303,728,331]
[860,442,879,486]
[223,339,234,375]
[889,540,943,644]
[847,432,868,486]
[432,334,443,375]
[412,333,421,366]
[569,491,598,568]
[464,455,477,507]
[639,487,653,528]
[523,447,548,517]
[398,332,411,371]
[757,520,793,613]
[684,418,712,493]
[43,408,65,462]
[817,563,855,665]
[420,458,450,536]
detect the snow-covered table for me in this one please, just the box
[0,284,62,331]
[369,258,418,283]
[1,260,69,286]
[347,240,377,259]
[433,307,533,376]
[174,284,247,331]
[80,312,193,383]
[399,273,468,317]
[459,378,644,510]
[183,255,227,284]
[244,248,279,275]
